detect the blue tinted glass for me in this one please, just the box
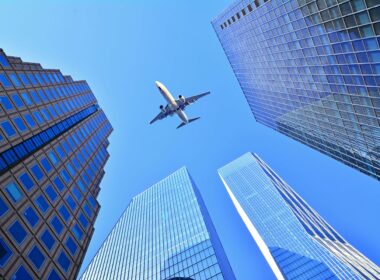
[41,109,51,121]
[57,251,70,272]
[51,216,63,235]
[33,111,44,124]
[34,73,45,85]
[0,96,14,110]
[1,121,16,137]
[13,117,27,132]
[72,224,83,240]
[35,195,49,213]
[31,164,44,180]
[66,195,77,211]
[28,246,45,269]
[18,73,30,86]
[24,206,39,228]
[5,182,22,202]
[12,266,33,280]
[0,54,9,67]
[59,205,70,222]
[0,196,9,217]
[9,73,21,87]
[53,177,65,191]
[24,114,36,128]
[19,173,35,190]
[84,203,92,217]
[72,187,82,201]
[0,239,12,266]
[45,185,58,201]
[41,230,55,250]
[56,146,65,159]
[61,169,71,183]
[79,213,89,228]
[27,73,38,85]
[30,91,41,104]
[21,92,33,105]
[40,157,52,173]
[66,237,78,255]
[0,73,11,88]
[9,221,27,244]
[48,269,62,280]
[11,94,24,108]
[49,151,59,165]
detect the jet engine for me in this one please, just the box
[178,95,186,102]
[159,105,166,113]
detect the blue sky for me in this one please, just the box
[2,1,380,279]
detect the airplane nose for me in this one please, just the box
[155,81,160,87]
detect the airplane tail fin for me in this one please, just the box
[176,117,200,129]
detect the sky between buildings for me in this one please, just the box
[1,0,379,279]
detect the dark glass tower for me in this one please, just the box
[80,167,235,280]
[212,0,380,180]
[218,153,380,279]
[0,49,112,279]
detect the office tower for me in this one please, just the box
[212,0,380,180]
[0,49,112,279]
[218,152,380,279]
[80,167,235,280]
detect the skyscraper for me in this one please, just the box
[212,0,380,180]
[80,167,235,280]
[218,152,380,279]
[0,49,112,279]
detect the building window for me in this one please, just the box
[254,0,260,8]
[12,265,33,280]
[19,173,35,191]
[227,19,231,25]
[1,121,16,137]
[28,246,45,270]
[220,24,224,30]
[24,206,39,228]
[9,221,27,244]
[59,205,70,222]
[31,164,44,181]
[57,251,71,272]
[48,269,62,280]
[247,4,253,12]
[49,151,59,165]
[72,224,83,241]
[53,177,65,192]
[0,54,9,67]
[40,157,53,173]
[18,73,30,86]
[13,117,27,132]
[5,182,23,202]
[9,73,21,87]
[21,92,33,106]
[223,22,227,27]
[0,73,12,88]
[232,16,236,22]
[0,238,12,266]
[23,113,37,128]
[41,229,56,250]
[45,185,58,202]
[79,213,89,228]
[0,96,14,111]
[27,73,38,86]
[242,8,246,16]
[0,196,9,217]
[236,12,241,19]
[51,216,64,235]
[61,169,71,183]
[66,236,78,255]
[66,195,77,211]
[35,195,50,213]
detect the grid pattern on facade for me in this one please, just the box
[218,152,380,279]
[0,49,112,280]
[80,167,235,280]
[212,0,380,180]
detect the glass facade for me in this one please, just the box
[218,152,380,279]
[0,49,112,280]
[80,167,235,280]
[212,0,380,180]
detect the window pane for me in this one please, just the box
[5,182,23,202]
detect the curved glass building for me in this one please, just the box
[218,153,380,279]
[80,167,235,280]
[212,0,380,180]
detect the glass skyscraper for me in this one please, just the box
[80,167,235,280]
[0,49,112,279]
[218,152,380,279]
[212,0,380,180]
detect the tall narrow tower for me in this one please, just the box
[80,167,235,280]
[219,152,380,279]
[0,49,112,279]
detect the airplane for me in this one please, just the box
[149,81,210,129]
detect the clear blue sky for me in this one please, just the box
[2,1,379,279]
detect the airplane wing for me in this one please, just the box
[149,105,173,124]
[177,92,210,107]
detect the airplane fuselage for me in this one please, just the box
[155,81,188,123]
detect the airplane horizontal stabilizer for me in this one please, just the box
[176,117,200,129]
